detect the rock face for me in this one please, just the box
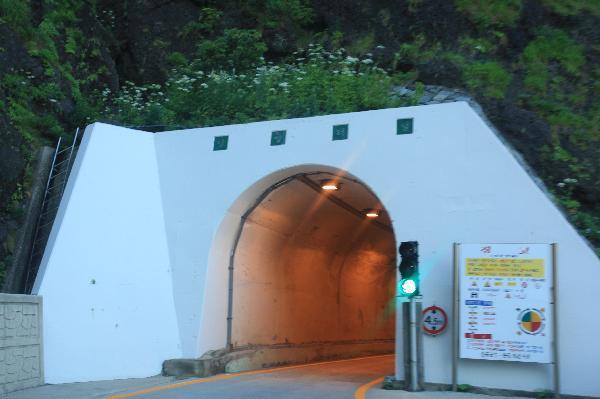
[392,84,553,191]
[0,115,24,213]
[114,0,201,83]
[392,85,553,174]
[0,1,598,287]
[0,25,35,284]
[0,24,39,205]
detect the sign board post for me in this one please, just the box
[452,243,559,398]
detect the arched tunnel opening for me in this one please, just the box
[228,169,397,365]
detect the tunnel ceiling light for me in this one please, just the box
[364,209,380,218]
[320,179,341,191]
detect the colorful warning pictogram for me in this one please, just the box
[517,308,545,335]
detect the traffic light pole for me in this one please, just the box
[403,296,423,391]
[408,298,419,391]
[399,241,423,391]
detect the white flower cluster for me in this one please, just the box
[101,44,392,120]
[557,178,578,188]
[106,81,166,113]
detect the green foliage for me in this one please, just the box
[6,183,25,219]
[0,0,110,147]
[0,0,32,37]
[464,61,510,99]
[541,0,600,16]
[535,390,554,399]
[101,45,411,128]
[393,34,440,69]
[180,7,223,39]
[1,73,64,142]
[457,384,473,392]
[228,0,313,51]
[263,0,313,28]
[522,28,585,93]
[196,29,267,72]
[234,0,313,32]
[64,27,82,54]
[330,31,344,48]
[544,141,600,248]
[347,31,375,56]
[458,37,496,56]
[166,52,188,67]
[411,82,425,106]
[0,0,598,259]
[455,0,521,27]
[517,27,596,251]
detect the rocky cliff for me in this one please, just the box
[0,0,598,286]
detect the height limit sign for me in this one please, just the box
[422,305,448,336]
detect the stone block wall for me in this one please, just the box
[0,294,43,393]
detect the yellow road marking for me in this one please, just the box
[106,354,393,399]
[354,376,384,399]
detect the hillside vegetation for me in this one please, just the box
[1,0,598,284]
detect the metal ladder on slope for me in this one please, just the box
[24,128,81,294]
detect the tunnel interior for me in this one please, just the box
[231,171,396,356]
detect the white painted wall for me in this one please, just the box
[35,103,600,396]
[33,124,181,383]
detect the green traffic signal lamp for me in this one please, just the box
[398,241,419,298]
[399,277,418,296]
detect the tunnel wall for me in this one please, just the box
[232,180,396,349]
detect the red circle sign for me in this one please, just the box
[422,306,448,336]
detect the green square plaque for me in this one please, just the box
[271,130,286,146]
[213,135,228,151]
[397,118,414,135]
[332,124,348,141]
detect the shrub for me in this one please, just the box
[0,0,32,37]
[464,61,510,99]
[455,0,521,27]
[101,45,412,128]
[540,0,600,16]
[196,29,268,72]
[522,28,585,93]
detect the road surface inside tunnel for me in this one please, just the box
[107,355,394,399]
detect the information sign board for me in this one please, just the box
[458,243,553,363]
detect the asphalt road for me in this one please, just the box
[109,354,394,399]
[6,354,536,399]
[7,354,394,399]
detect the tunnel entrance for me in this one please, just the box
[227,168,396,365]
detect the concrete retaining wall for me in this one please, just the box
[0,294,43,393]
[225,341,394,373]
[2,147,55,294]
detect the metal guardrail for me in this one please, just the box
[24,128,81,294]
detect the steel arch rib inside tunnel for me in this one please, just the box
[220,167,397,367]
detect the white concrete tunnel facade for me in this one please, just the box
[33,102,600,396]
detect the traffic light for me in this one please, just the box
[398,241,419,298]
